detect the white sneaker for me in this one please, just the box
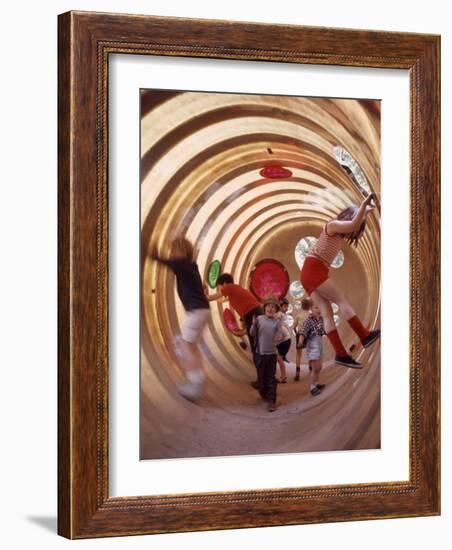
[186,369,206,385]
[178,381,204,402]
[178,370,206,401]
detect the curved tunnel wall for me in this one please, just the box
[140,90,381,459]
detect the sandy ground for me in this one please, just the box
[140,348,380,460]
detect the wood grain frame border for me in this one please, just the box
[58,11,440,539]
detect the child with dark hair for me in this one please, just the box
[206,273,263,376]
[250,297,286,412]
[149,237,210,401]
[300,193,380,368]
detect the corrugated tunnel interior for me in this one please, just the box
[140,90,381,459]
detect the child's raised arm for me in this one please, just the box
[300,317,312,340]
[148,245,172,266]
[148,244,160,260]
[204,284,223,301]
[327,193,376,235]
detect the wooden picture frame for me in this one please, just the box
[58,11,440,539]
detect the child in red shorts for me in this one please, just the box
[300,193,380,368]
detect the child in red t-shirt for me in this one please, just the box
[206,273,263,380]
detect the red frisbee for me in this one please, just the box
[223,308,239,332]
[259,165,293,179]
[249,259,290,301]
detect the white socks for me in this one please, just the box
[186,369,206,385]
[178,369,206,402]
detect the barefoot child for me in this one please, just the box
[249,297,286,412]
[300,192,380,368]
[297,298,326,396]
[149,238,210,401]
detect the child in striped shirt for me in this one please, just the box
[300,193,380,368]
[298,298,326,396]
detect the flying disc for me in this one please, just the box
[223,308,239,332]
[207,259,221,289]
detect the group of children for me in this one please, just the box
[149,192,380,410]
[248,294,327,410]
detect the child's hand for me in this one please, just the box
[364,192,376,206]
[363,193,377,214]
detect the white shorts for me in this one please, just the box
[306,334,323,361]
[181,308,211,343]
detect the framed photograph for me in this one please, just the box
[58,11,440,539]
[139,88,382,461]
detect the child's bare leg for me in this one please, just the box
[311,290,354,362]
[277,354,287,382]
[296,347,301,369]
[310,291,335,333]
[294,347,301,381]
[309,360,323,395]
[178,340,205,400]
[310,360,321,386]
[316,360,325,389]
[179,340,198,373]
[315,278,374,343]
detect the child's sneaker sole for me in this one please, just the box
[362,329,381,349]
[178,383,204,402]
[335,355,362,369]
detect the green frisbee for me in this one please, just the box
[207,260,221,289]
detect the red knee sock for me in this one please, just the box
[347,315,370,340]
[327,330,348,356]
